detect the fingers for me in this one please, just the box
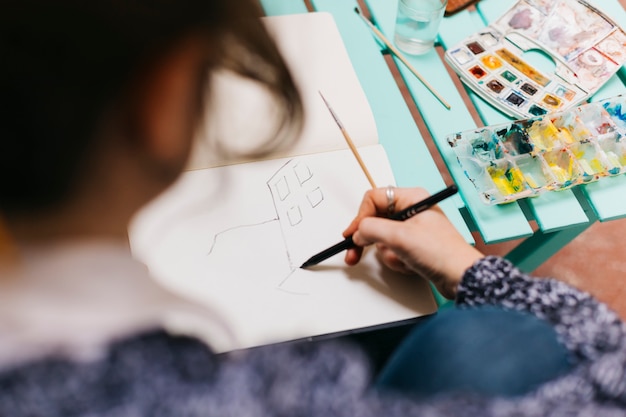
[344,246,363,266]
[343,187,431,237]
[345,240,416,275]
[341,186,484,299]
[375,243,415,275]
[342,190,377,238]
[351,216,399,248]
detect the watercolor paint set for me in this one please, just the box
[446,95,626,204]
[444,0,626,119]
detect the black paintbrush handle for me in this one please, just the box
[390,184,458,221]
[300,236,354,268]
[300,185,458,268]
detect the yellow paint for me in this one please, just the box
[481,55,503,70]
[577,158,604,176]
[557,127,575,144]
[606,151,621,168]
[495,48,551,86]
[489,166,526,195]
[567,156,575,177]
[527,120,559,151]
[550,164,569,183]
[607,150,626,167]
[571,123,592,141]
[542,94,561,108]
[491,177,515,195]
[578,159,593,174]
[524,173,539,188]
[590,158,604,173]
[553,115,591,142]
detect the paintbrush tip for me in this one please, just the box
[318,91,330,106]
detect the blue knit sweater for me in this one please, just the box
[2,256,625,416]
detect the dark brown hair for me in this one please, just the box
[0,0,303,213]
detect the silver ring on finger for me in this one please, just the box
[386,185,396,215]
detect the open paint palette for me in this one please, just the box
[447,95,626,204]
[444,0,626,119]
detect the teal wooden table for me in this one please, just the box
[259,0,626,304]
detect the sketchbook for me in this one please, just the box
[129,12,437,353]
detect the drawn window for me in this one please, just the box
[293,163,313,186]
[307,187,324,208]
[273,176,291,201]
[287,205,303,226]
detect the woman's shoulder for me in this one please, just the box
[2,327,625,416]
[0,330,216,415]
[0,329,372,416]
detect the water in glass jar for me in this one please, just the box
[394,0,446,55]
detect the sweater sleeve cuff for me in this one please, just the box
[456,255,524,307]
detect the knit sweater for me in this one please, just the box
[1,256,625,416]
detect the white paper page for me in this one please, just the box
[130,145,437,352]
[188,12,379,169]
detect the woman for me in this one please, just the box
[0,1,624,415]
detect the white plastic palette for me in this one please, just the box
[447,95,626,205]
[444,0,626,118]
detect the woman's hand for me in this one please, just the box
[343,186,484,299]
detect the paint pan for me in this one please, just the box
[468,131,505,161]
[597,136,626,173]
[602,96,626,129]
[515,154,554,190]
[495,123,533,156]
[524,118,561,152]
[486,159,531,198]
[552,113,592,143]
[575,105,617,135]
[569,141,608,182]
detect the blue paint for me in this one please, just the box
[604,102,626,129]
